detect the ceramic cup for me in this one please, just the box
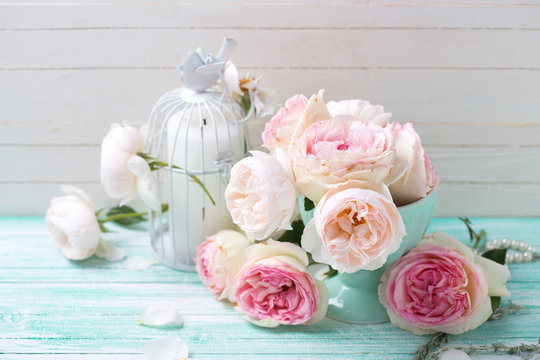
[299,187,438,324]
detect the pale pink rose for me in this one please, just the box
[196,230,251,301]
[46,185,101,260]
[262,94,308,151]
[234,240,328,327]
[389,122,440,206]
[225,151,297,240]
[378,231,511,335]
[326,99,392,126]
[291,116,397,202]
[302,181,405,272]
[101,123,160,210]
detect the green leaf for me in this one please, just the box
[304,198,315,212]
[482,248,507,265]
[276,219,305,246]
[105,205,147,226]
[161,203,169,213]
[490,296,502,316]
[323,268,338,280]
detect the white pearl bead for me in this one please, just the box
[527,245,536,254]
[519,242,529,251]
[506,252,514,263]
[492,239,501,248]
[501,238,510,248]
[510,240,520,249]
[514,252,523,263]
[523,252,533,262]
[485,242,494,250]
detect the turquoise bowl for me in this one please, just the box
[300,187,438,324]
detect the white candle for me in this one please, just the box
[158,90,243,268]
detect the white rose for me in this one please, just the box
[100,123,159,210]
[225,151,297,240]
[388,122,439,206]
[45,185,101,260]
[326,99,392,126]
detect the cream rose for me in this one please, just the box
[45,185,101,260]
[225,151,297,240]
[302,181,405,272]
[291,115,397,202]
[196,230,252,301]
[100,123,159,210]
[389,122,440,206]
[326,99,392,126]
[378,231,511,335]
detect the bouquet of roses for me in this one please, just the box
[197,89,510,334]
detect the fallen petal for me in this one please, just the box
[144,337,189,360]
[94,239,126,261]
[124,256,158,270]
[138,305,183,327]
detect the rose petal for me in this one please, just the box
[475,256,511,297]
[94,239,126,261]
[144,337,189,360]
[124,256,158,270]
[138,305,183,327]
[242,314,281,328]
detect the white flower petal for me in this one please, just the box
[124,256,158,270]
[144,337,189,360]
[60,185,94,208]
[246,239,309,267]
[138,305,183,327]
[439,350,472,360]
[307,263,330,281]
[94,239,126,261]
[475,255,511,297]
[304,279,328,325]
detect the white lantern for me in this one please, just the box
[145,39,253,271]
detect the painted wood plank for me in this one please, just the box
[2,69,539,125]
[3,120,540,147]
[2,29,540,69]
[3,145,539,183]
[1,181,540,216]
[2,2,540,30]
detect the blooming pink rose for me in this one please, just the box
[234,240,328,327]
[291,115,397,202]
[262,94,308,151]
[326,99,392,126]
[225,151,297,240]
[196,230,251,301]
[389,122,439,206]
[302,181,405,272]
[378,231,511,335]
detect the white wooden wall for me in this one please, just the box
[1,0,540,216]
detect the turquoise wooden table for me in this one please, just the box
[1,217,538,359]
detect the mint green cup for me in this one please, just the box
[300,188,438,324]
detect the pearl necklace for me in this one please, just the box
[485,238,537,263]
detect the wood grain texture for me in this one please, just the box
[1,1,539,215]
[0,217,538,360]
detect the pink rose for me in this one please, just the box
[196,230,251,301]
[302,181,405,272]
[262,94,308,151]
[225,151,297,240]
[234,240,328,327]
[291,115,397,202]
[389,122,439,206]
[379,231,511,335]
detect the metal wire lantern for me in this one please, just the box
[145,39,253,271]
